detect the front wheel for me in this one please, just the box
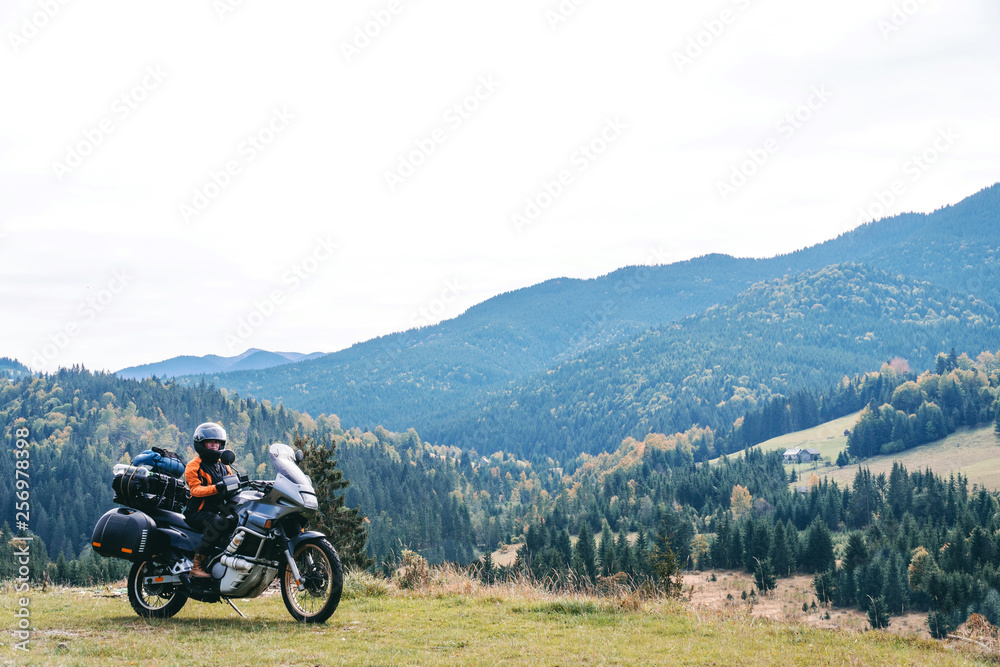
[280,537,343,623]
[127,560,188,619]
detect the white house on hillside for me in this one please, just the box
[783,447,823,464]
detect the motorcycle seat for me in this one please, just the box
[146,507,195,531]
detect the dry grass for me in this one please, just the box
[684,570,932,640]
[1,567,994,666]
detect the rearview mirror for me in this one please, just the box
[295,449,304,463]
[220,450,236,465]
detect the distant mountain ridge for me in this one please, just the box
[0,357,31,378]
[182,183,1000,453]
[116,349,325,380]
[428,262,1000,459]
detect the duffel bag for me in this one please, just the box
[132,446,186,478]
[113,465,190,513]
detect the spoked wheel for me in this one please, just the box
[280,537,343,623]
[127,560,188,619]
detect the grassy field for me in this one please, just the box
[813,425,1000,490]
[752,411,863,463]
[735,413,1000,491]
[710,412,861,469]
[0,571,993,666]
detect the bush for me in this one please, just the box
[881,440,907,455]
[342,569,390,599]
[396,549,430,590]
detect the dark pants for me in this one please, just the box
[187,509,238,556]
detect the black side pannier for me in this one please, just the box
[92,507,163,561]
[112,465,190,514]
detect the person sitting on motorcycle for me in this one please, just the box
[184,422,236,578]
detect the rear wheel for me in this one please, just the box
[280,537,343,623]
[127,560,188,619]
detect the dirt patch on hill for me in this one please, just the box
[683,570,930,639]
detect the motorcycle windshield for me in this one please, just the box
[269,443,311,487]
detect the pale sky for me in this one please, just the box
[2,0,998,372]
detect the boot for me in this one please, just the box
[191,553,211,578]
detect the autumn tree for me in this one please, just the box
[730,484,752,522]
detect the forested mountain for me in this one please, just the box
[0,369,529,568]
[427,264,999,460]
[116,348,325,380]
[186,184,1000,453]
[0,357,30,378]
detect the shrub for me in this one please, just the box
[342,569,390,599]
[397,549,430,590]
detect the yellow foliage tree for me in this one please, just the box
[731,484,752,522]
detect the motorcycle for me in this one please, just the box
[91,442,343,623]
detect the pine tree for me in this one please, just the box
[296,434,374,570]
[615,527,632,575]
[574,518,597,583]
[836,449,849,468]
[867,595,891,629]
[801,518,835,573]
[598,520,616,577]
[769,521,791,577]
[478,551,496,584]
[753,557,777,595]
[652,519,684,598]
[556,529,573,568]
[632,529,651,578]
[843,532,868,574]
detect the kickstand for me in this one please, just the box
[224,597,247,618]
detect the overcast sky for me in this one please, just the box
[2,0,999,373]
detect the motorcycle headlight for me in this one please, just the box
[301,492,318,509]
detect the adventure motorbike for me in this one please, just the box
[91,443,343,623]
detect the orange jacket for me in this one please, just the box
[185,456,233,512]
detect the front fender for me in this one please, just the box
[287,530,327,552]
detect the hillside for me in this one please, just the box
[426,263,1000,460]
[115,349,324,380]
[826,425,1000,491]
[750,411,1000,491]
[187,184,1000,452]
[750,411,862,462]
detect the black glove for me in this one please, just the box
[215,481,227,494]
